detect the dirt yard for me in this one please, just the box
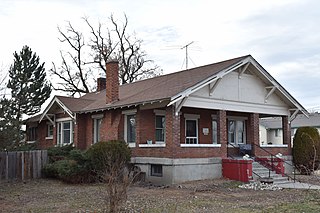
[1,176,320,213]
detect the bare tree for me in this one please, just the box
[51,14,161,96]
[50,23,92,96]
[110,15,159,84]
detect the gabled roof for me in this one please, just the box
[38,55,308,120]
[81,55,249,112]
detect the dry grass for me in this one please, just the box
[1,176,320,212]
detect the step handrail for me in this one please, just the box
[251,143,299,183]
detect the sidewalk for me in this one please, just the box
[277,182,320,189]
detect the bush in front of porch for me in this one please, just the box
[293,126,320,175]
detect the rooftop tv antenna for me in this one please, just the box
[181,41,194,70]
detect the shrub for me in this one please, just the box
[86,140,131,176]
[293,127,320,175]
[86,140,133,212]
[55,159,92,184]
[47,144,75,163]
[43,147,93,183]
[42,163,59,178]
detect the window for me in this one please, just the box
[212,120,218,144]
[228,119,246,145]
[155,115,165,143]
[93,118,102,144]
[28,127,37,141]
[47,124,53,138]
[151,164,163,177]
[275,129,280,137]
[57,121,73,145]
[126,114,136,143]
[186,119,198,144]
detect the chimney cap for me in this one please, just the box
[106,59,119,64]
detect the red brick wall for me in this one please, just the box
[30,120,55,149]
[106,61,119,103]
[75,113,92,150]
[217,110,227,158]
[132,107,226,159]
[180,108,217,144]
[282,116,291,151]
[247,113,259,155]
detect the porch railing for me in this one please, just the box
[227,143,300,183]
[251,143,299,183]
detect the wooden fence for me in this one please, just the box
[0,150,48,181]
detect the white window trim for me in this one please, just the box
[228,119,246,145]
[93,118,102,144]
[56,117,73,122]
[212,120,218,144]
[139,143,166,148]
[155,114,166,143]
[46,123,54,140]
[185,117,199,144]
[181,144,221,148]
[261,144,288,148]
[124,112,136,148]
[57,120,73,146]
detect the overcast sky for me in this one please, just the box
[0,0,320,111]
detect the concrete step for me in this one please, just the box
[252,160,293,185]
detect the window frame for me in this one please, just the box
[123,109,137,148]
[93,118,102,144]
[155,114,166,143]
[56,119,73,146]
[212,119,218,144]
[184,114,200,144]
[151,164,163,177]
[46,124,54,139]
[227,118,246,145]
[92,114,104,144]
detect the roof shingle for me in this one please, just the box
[79,55,249,112]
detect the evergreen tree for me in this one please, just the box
[0,98,18,150]
[7,45,51,144]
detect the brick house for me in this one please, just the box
[26,55,308,184]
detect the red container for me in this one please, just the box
[222,159,253,182]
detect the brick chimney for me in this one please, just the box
[96,77,106,92]
[106,60,119,103]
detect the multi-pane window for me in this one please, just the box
[47,124,53,138]
[126,114,136,143]
[212,120,218,144]
[57,121,73,145]
[228,119,245,145]
[185,119,198,144]
[93,118,102,144]
[155,115,165,143]
[151,164,163,177]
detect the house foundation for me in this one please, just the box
[132,157,222,185]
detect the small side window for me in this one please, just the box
[151,164,163,177]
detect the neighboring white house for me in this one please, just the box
[260,113,320,146]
